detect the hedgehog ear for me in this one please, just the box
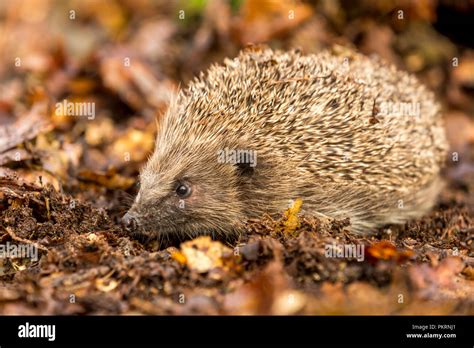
[235,161,255,176]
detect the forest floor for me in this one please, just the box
[0,0,473,314]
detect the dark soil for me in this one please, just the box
[0,172,472,314]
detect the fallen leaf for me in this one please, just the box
[95,278,120,292]
[84,117,116,146]
[0,102,52,153]
[169,249,187,265]
[274,198,303,236]
[408,257,473,301]
[0,148,31,166]
[233,0,313,44]
[180,236,234,274]
[223,261,293,314]
[366,240,415,263]
[108,127,155,165]
[78,169,134,189]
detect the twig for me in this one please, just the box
[5,227,48,251]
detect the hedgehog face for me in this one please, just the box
[122,143,245,243]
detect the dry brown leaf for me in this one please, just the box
[169,249,187,265]
[95,278,120,292]
[281,198,303,235]
[78,169,134,189]
[223,261,293,315]
[180,236,234,274]
[108,127,155,164]
[233,0,313,44]
[34,133,82,181]
[84,117,116,146]
[408,257,474,301]
[0,101,52,153]
[444,111,474,151]
[14,169,61,191]
[100,50,175,113]
[462,266,474,280]
[0,148,31,166]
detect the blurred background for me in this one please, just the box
[0,0,473,214]
[0,0,473,316]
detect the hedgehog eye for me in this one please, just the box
[176,183,192,198]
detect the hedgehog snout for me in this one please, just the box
[121,211,138,231]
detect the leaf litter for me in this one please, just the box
[0,0,473,315]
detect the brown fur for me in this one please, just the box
[125,47,448,239]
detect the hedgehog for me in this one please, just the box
[122,46,448,240]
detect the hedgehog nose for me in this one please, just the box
[121,212,138,231]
